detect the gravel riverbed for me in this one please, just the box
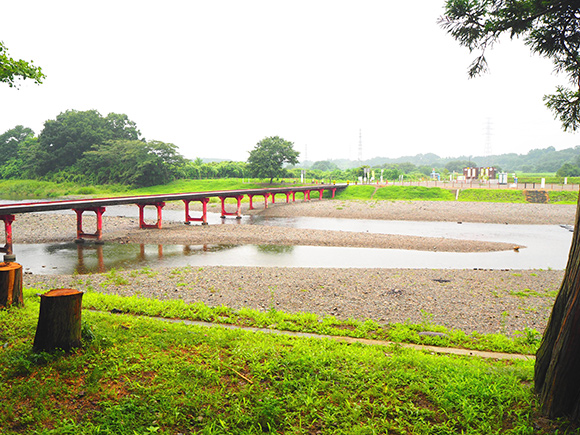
[9,199,575,335]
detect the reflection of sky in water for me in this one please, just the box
[2,204,573,274]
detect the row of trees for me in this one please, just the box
[0,110,186,187]
[0,119,447,186]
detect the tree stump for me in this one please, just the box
[0,261,23,308]
[33,289,83,352]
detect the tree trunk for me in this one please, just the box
[33,288,83,352]
[536,198,580,420]
[0,261,23,308]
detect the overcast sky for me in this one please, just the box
[1,0,579,163]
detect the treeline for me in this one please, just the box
[306,146,580,174]
[2,109,578,188]
[0,111,433,187]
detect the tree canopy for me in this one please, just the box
[79,139,185,186]
[33,110,141,176]
[440,0,580,130]
[0,110,188,187]
[247,136,300,183]
[0,41,45,87]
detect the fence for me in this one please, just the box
[384,180,580,191]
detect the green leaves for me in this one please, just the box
[544,86,580,131]
[0,41,45,87]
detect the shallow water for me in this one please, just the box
[13,215,573,274]
[2,201,573,273]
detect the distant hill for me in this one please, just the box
[301,146,580,172]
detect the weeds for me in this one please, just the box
[74,288,542,355]
[100,268,129,287]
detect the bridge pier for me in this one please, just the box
[73,207,106,244]
[0,214,15,261]
[183,198,209,225]
[248,193,271,210]
[219,195,244,219]
[138,202,165,229]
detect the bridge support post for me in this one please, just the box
[0,214,15,260]
[318,189,324,200]
[184,198,209,225]
[248,195,255,210]
[304,190,311,201]
[331,188,337,198]
[264,193,270,209]
[138,202,165,229]
[292,192,296,202]
[285,192,291,203]
[73,207,106,244]
[219,195,244,219]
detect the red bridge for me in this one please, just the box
[0,184,347,261]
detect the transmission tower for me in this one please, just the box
[484,118,493,156]
[358,129,363,161]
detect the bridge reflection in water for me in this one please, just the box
[69,243,241,275]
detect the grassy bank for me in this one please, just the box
[0,178,577,204]
[1,289,576,434]
[80,283,541,356]
[0,180,121,199]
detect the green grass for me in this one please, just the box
[549,190,579,204]
[458,189,528,203]
[1,290,577,434]
[332,184,376,200]
[0,180,125,200]
[80,286,540,355]
[122,179,266,196]
[515,173,580,184]
[374,186,455,201]
[1,178,576,206]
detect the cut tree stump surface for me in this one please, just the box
[43,288,82,297]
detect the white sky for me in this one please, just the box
[1,0,579,163]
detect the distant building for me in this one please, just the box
[463,167,497,181]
